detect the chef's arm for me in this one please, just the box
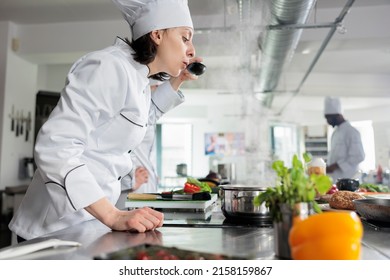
[85,197,163,232]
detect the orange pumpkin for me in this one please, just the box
[289,211,363,260]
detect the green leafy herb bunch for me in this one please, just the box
[254,153,332,222]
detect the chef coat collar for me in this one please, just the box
[114,37,150,88]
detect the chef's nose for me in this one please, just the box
[187,43,195,58]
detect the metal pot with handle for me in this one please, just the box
[220,185,271,224]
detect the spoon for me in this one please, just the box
[187,62,206,76]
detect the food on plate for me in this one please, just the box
[329,191,365,210]
[95,244,239,260]
[358,183,390,193]
[289,212,363,260]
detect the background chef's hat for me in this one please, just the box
[324,96,343,115]
[112,0,193,40]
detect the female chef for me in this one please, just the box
[9,0,201,241]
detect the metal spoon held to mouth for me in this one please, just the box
[186,62,206,76]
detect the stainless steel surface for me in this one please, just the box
[1,207,390,260]
[220,185,270,221]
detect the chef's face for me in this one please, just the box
[153,27,195,77]
[325,114,338,127]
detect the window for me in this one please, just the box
[270,123,300,166]
[156,123,192,189]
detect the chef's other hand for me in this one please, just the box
[86,198,164,233]
[134,166,149,190]
[170,56,203,90]
[114,207,164,233]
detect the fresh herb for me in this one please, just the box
[254,153,332,222]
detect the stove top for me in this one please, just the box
[162,210,272,228]
[362,219,390,232]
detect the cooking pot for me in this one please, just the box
[336,178,360,191]
[353,199,390,223]
[220,185,271,224]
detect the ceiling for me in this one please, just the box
[1,0,390,116]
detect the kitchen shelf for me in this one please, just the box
[304,125,328,160]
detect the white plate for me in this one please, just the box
[363,193,390,199]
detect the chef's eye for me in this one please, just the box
[182,36,189,42]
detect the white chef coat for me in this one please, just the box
[9,37,184,240]
[327,121,365,182]
[131,124,159,193]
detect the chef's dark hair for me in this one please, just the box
[125,33,169,81]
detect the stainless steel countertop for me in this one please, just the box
[2,209,390,260]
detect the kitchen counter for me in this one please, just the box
[1,206,390,260]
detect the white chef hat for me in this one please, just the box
[112,0,193,41]
[324,96,343,115]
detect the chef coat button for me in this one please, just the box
[128,150,132,153]
[145,123,148,127]
[118,176,121,181]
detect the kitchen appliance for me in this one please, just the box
[176,163,187,177]
[220,185,271,225]
[125,193,218,211]
[127,192,211,201]
[218,163,236,183]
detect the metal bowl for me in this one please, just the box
[220,185,271,223]
[353,199,390,223]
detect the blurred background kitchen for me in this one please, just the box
[0,0,390,246]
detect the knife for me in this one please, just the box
[128,192,211,201]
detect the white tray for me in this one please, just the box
[125,193,218,211]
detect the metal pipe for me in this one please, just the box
[276,0,356,115]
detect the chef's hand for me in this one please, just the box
[326,163,339,173]
[133,166,148,191]
[86,198,164,233]
[170,57,203,91]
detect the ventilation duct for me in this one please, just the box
[257,0,317,94]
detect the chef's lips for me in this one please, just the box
[186,62,206,76]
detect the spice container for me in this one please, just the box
[307,157,326,175]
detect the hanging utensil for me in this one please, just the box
[25,111,31,142]
[20,110,24,135]
[15,111,19,137]
[11,105,15,131]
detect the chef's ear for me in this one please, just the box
[150,30,163,45]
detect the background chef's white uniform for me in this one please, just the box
[116,123,159,209]
[9,37,184,240]
[325,97,365,182]
[130,125,159,193]
[327,122,365,181]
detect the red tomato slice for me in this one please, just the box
[184,182,201,193]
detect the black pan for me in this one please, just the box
[353,199,390,223]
